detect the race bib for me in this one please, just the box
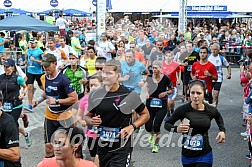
[2,102,13,112]
[187,65,192,71]
[183,134,203,150]
[150,98,162,108]
[87,125,98,133]
[100,126,120,142]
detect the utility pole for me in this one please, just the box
[178,0,187,33]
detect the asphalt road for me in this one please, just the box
[19,67,249,167]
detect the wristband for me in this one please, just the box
[36,97,44,104]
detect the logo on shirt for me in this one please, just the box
[8,139,19,145]
[46,86,58,92]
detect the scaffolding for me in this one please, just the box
[178,0,187,33]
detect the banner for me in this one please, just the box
[96,0,106,40]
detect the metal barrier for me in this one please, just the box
[2,49,26,70]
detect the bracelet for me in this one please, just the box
[36,97,44,104]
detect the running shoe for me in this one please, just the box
[240,131,249,137]
[148,134,154,145]
[25,132,32,147]
[152,144,159,153]
[246,154,251,160]
[22,113,29,128]
[24,104,33,112]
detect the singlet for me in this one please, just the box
[85,57,97,76]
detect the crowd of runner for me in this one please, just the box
[2,14,252,167]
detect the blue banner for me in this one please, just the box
[187,6,227,12]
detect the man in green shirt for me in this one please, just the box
[45,11,55,25]
[61,51,87,99]
[71,31,84,57]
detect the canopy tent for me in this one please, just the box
[63,9,92,16]
[0,15,59,31]
[0,8,32,16]
[37,9,92,16]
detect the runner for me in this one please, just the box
[191,46,218,104]
[24,39,44,112]
[161,51,181,120]
[33,53,78,158]
[61,51,87,99]
[0,91,22,167]
[85,46,97,76]
[208,43,231,107]
[165,80,226,167]
[77,75,103,166]
[0,58,31,147]
[85,59,149,167]
[144,60,173,153]
[37,127,96,167]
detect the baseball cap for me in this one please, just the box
[4,58,15,66]
[29,38,38,43]
[41,53,56,67]
[73,30,81,35]
[69,50,78,58]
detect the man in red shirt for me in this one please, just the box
[191,46,218,104]
[162,51,181,120]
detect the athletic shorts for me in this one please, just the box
[26,72,43,86]
[181,151,213,165]
[87,137,98,157]
[183,73,192,85]
[44,117,74,143]
[98,146,132,167]
[167,87,178,100]
[212,82,222,91]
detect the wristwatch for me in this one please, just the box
[55,99,59,104]
[132,123,137,131]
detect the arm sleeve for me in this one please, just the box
[213,108,226,132]
[17,75,25,85]
[4,121,19,148]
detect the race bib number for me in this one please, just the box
[187,65,192,71]
[150,98,162,108]
[87,125,98,133]
[100,126,120,142]
[183,134,203,150]
[2,102,13,112]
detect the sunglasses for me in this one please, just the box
[95,67,103,71]
[4,65,10,68]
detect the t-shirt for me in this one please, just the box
[71,37,82,56]
[46,16,55,25]
[181,51,200,75]
[150,50,165,63]
[121,61,146,94]
[27,48,44,75]
[135,52,146,64]
[19,40,27,55]
[85,57,97,76]
[45,49,67,70]
[39,157,96,167]
[56,17,68,29]
[78,94,97,139]
[161,61,180,87]
[0,112,21,167]
[164,103,226,158]
[191,61,218,93]
[141,44,154,59]
[208,54,229,82]
[44,72,75,121]
[62,66,86,94]
[88,86,145,151]
[98,41,115,61]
